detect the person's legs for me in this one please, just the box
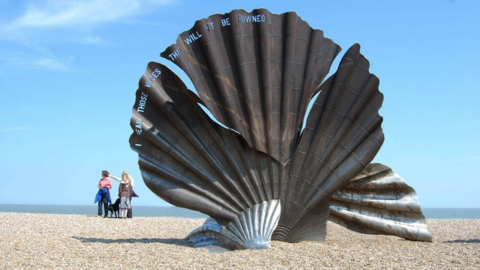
[127,196,132,218]
[97,201,102,216]
[119,197,128,218]
[126,197,132,218]
[101,193,108,217]
[102,194,108,217]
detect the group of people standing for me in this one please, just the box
[96,170,135,218]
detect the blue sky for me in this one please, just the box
[0,0,478,208]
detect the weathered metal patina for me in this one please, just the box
[129,8,432,250]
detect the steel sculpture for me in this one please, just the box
[129,8,432,250]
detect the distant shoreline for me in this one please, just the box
[1,204,479,219]
[1,213,479,269]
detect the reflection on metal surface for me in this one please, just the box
[129,8,431,250]
[273,43,384,243]
[187,200,281,250]
[330,163,433,242]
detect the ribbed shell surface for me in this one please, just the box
[130,42,385,241]
[273,43,385,241]
[160,8,341,164]
[187,200,282,250]
[129,9,393,247]
[130,62,287,225]
[329,163,432,242]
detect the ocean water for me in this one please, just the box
[1,204,479,219]
[421,208,480,219]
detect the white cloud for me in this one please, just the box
[0,0,175,72]
[32,56,73,72]
[3,0,174,32]
[68,35,105,45]
[0,126,31,133]
[2,53,73,72]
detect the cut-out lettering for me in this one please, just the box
[168,47,181,61]
[135,119,142,135]
[238,14,266,23]
[184,31,203,45]
[144,69,161,87]
[221,18,230,27]
[137,92,149,113]
[206,21,214,31]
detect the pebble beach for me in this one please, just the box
[1,213,478,269]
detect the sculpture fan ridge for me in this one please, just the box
[129,8,432,250]
[160,8,341,164]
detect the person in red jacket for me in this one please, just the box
[97,170,112,217]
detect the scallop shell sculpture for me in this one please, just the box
[129,8,432,250]
[330,163,432,242]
